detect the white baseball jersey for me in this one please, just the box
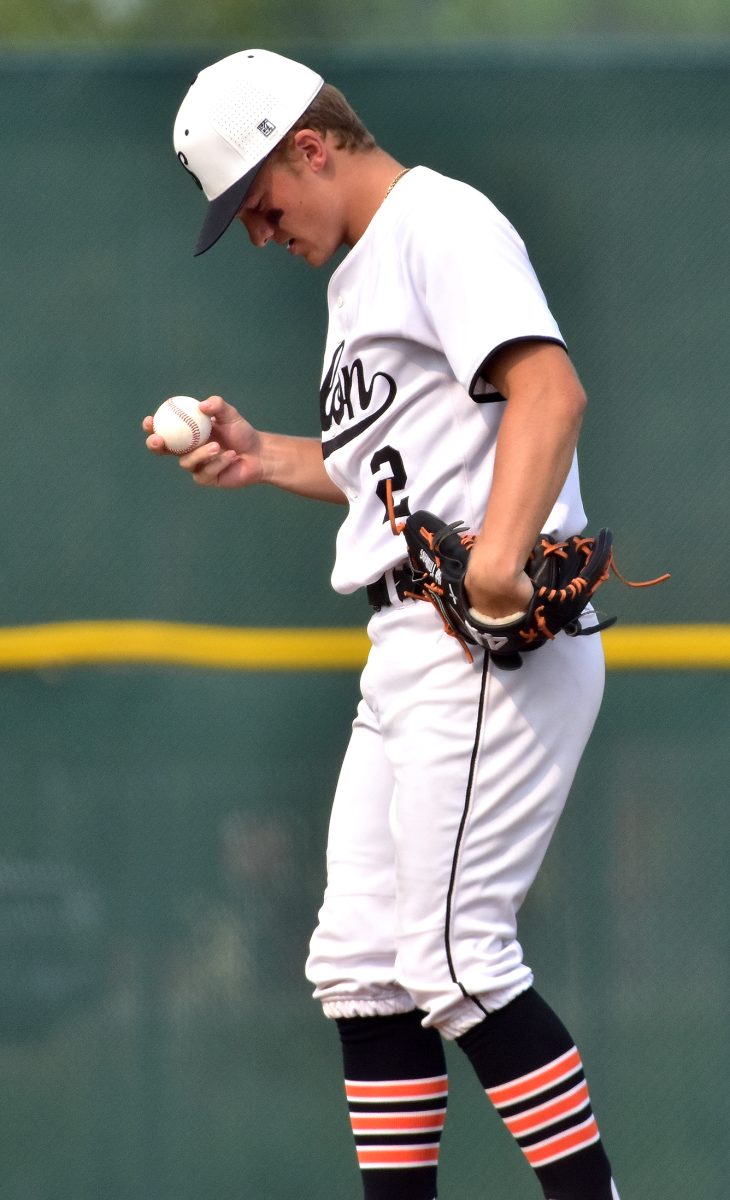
[319,166,587,594]
[307,164,607,1057]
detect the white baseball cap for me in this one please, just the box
[173,49,324,256]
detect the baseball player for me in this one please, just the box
[145,49,620,1200]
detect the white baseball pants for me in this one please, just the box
[306,600,605,1040]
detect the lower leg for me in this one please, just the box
[336,1009,448,1200]
[457,988,619,1200]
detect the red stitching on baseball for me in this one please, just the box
[167,401,201,455]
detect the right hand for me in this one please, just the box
[143,395,264,488]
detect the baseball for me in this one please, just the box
[152,396,212,455]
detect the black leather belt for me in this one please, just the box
[366,566,414,611]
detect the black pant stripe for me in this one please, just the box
[443,651,490,1018]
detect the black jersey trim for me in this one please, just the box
[469,336,568,400]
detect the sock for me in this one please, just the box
[336,1009,447,1200]
[457,988,617,1200]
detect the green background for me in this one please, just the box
[0,43,728,1199]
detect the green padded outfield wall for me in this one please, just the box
[0,43,728,1199]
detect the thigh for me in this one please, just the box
[323,692,396,896]
[305,687,414,1013]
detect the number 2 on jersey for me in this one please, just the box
[370,446,411,532]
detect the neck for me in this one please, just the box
[340,150,408,245]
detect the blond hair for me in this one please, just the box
[278,83,377,155]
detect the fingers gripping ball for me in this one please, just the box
[152,396,212,455]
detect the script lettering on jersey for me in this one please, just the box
[320,341,397,458]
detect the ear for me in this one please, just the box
[290,128,328,173]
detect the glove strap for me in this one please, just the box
[566,615,618,637]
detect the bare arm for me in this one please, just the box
[144,394,346,504]
[256,429,347,502]
[465,341,587,618]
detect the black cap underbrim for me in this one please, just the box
[194,162,262,256]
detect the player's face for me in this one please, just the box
[237,150,344,268]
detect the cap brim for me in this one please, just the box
[193,162,261,256]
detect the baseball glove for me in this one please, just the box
[403,510,619,670]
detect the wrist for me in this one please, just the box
[464,554,534,621]
[466,539,526,594]
[256,430,283,487]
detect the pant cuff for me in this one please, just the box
[321,992,417,1020]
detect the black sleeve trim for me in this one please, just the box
[469,336,568,402]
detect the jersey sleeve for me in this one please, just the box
[401,180,566,398]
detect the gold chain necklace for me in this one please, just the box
[384,167,410,200]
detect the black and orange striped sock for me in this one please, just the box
[457,988,618,1200]
[336,1010,447,1200]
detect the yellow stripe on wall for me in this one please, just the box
[0,621,727,671]
[0,622,370,672]
[602,624,729,670]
